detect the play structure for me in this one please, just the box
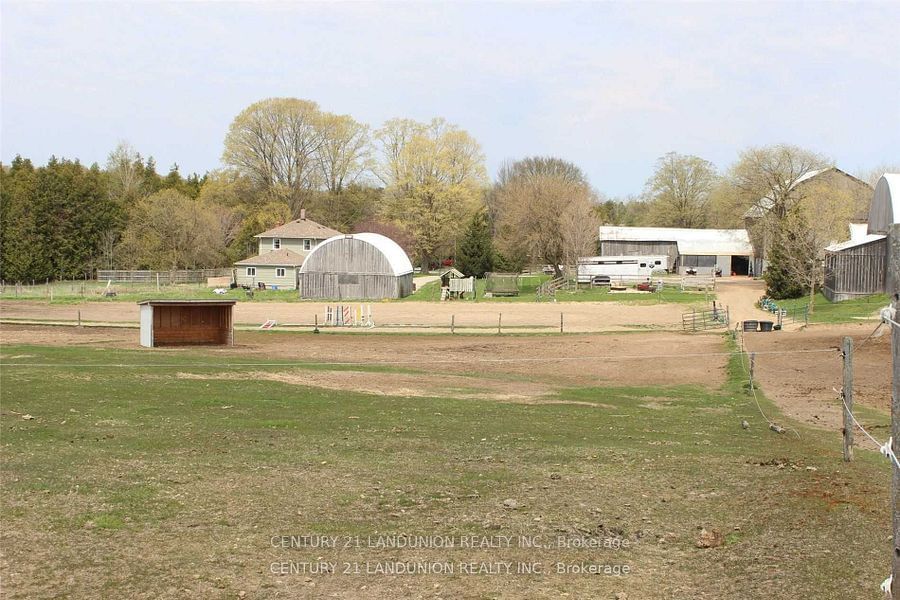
[438,268,475,300]
[324,304,374,327]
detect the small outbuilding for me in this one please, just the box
[298,233,414,299]
[138,299,236,347]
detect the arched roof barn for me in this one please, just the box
[298,233,414,299]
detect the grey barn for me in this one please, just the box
[298,233,414,300]
[824,174,898,302]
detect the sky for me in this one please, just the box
[1,1,898,197]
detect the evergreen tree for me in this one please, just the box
[455,209,494,278]
[762,233,805,299]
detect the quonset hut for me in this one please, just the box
[297,233,414,300]
[824,174,899,301]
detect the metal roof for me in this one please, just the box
[234,248,306,267]
[825,233,886,252]
[137,299,236,306]
[599,226,753,256]
[868,173,900,235]
[300,233,414,276]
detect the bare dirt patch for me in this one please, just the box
[742,322,890,444]
[0,325,728,390]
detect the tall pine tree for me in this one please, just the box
[455,209,494,278]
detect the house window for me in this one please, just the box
[276,268,286,277]
[303,239,312,251]
[246,267,256,276]
[273,238,281,250]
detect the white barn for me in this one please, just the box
[598,226,754,276]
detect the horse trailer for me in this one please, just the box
[576,255,669,285]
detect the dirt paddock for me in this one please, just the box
[1,313,890,439]
[742,322,891,442]
[0,324,727,391]
[0,299,688,333]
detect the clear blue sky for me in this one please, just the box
[2,1,898,197]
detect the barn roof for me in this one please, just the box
[300,233,414,276]
[867,173,900,235]
[825,233,886,252]
[234,248,306,266]
[599,226,753,256]
[254,218,342,240]
[744,167,870,218]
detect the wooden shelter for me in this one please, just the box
[298,233,414,299]
[138,300,235,347]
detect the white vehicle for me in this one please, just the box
[576,255,669,284]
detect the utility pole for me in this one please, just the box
[889,223,900,600]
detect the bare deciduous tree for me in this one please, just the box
[494,157,597,278]
[222,98,324,215]
[317,113,372,193]
[645,152,717,228]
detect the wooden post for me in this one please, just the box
[842,336,853,462]
[560,312,564,334]
[77,310,82,328]
[451,314,455,335]
[498,313,502,335]
[889,223,900,600]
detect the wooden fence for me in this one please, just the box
[96,269,230,284]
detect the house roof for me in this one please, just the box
[599,226,753,256]
[254,218,342,240]
[825,233,886,253]
[300,233,414,276]
[234,248,306,267]
[868,173,900,235]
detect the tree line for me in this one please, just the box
[1,96,896,297]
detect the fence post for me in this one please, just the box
[749,352,756,383]
[498,313,502,335]
[560,312,564,334]
[842,336,853,462]
[78,310,82,328]
[451,314,455,335]
[887,222,900,599]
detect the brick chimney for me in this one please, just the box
[300,208,306,220]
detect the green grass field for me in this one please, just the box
[764,292,889,324]
[0,338,891,598]
[405,276,709,304]
[2,276,712,307]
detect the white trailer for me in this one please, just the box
[576,255,669,284]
